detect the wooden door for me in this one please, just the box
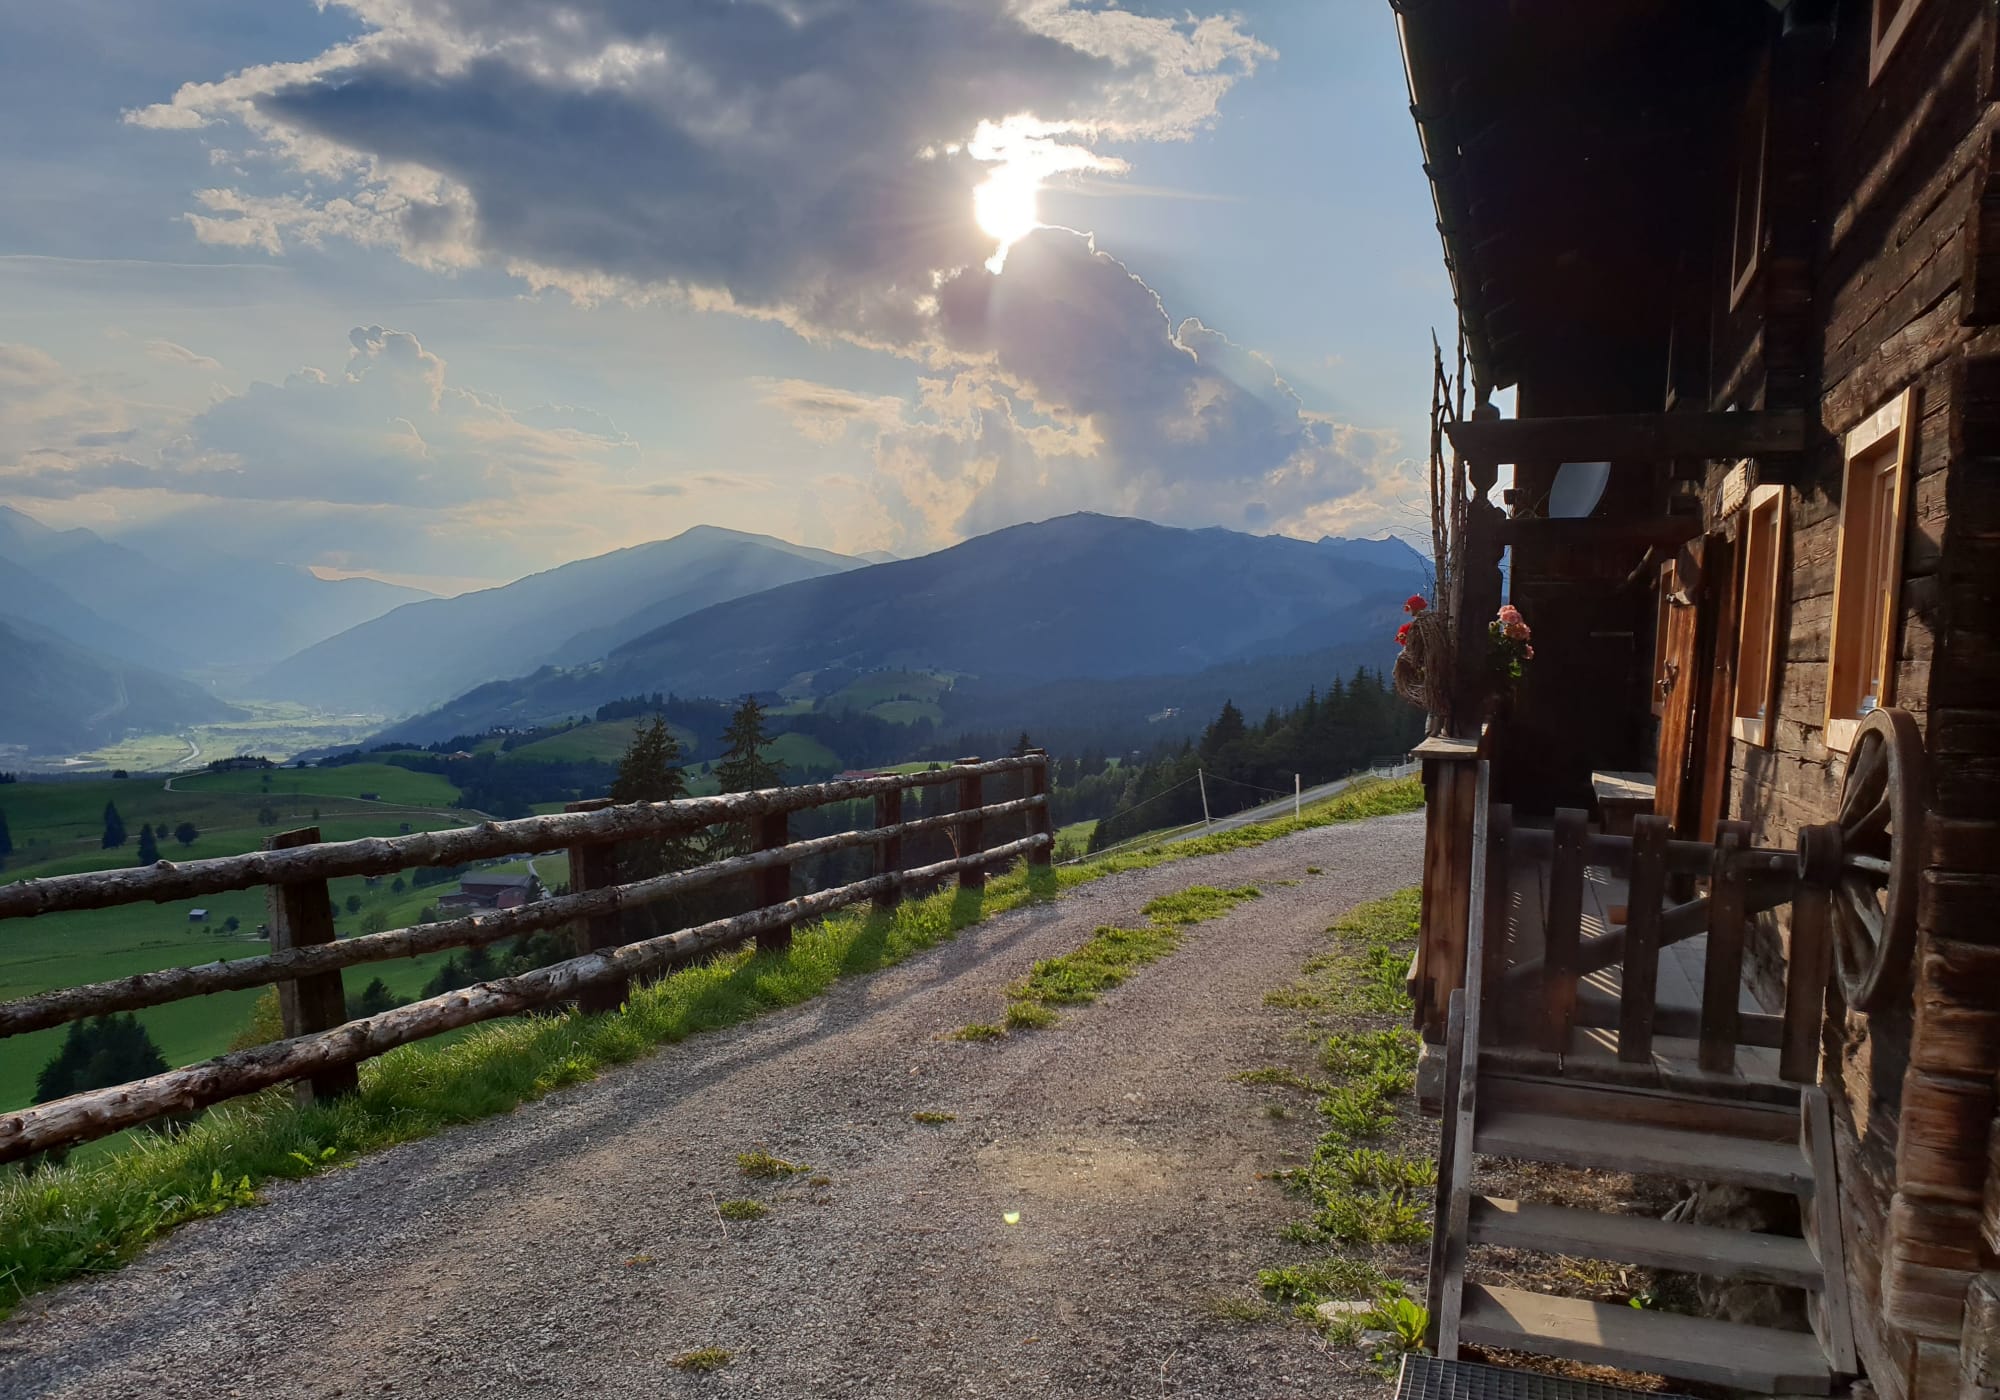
[1692,530,1741,840]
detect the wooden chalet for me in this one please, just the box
[1392,1,2000,1395]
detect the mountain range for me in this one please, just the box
[0,505,427,753]
[376,514,1428,745]
[253,526,866,717]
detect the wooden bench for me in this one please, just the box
[1590,769,1656,837]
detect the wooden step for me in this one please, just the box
[1473,1109,1811,1192]
[1467,1196,1823,1288]
[1460,1283,1834,1394]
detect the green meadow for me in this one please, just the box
[0,764,498,1112]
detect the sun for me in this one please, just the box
[974,171,1039,259]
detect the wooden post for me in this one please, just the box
[1781,881,1834,1083]
[755,811,792,952]
[1025,749,1052,868]
[266,827,357,1105]
[1619,814,1669,1064]
[564,798,626,1015]
[872,787,903,909]
[1540,808,1588,1055]
[956,757,986,891]
[1478,803,1513,1035]
[1453,447,1505,738]
[1962,1273,2000,1399]
[1700,819,1753,1073]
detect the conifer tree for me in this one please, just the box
[608,717,698,939]
[713,697,781,794]
[0,806,11,860]
[135,823,160,865]
[35,1014,168,1104]
[101,801,126,849]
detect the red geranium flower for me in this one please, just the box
[1404,595,1428,614]
[1395,622,1412,647]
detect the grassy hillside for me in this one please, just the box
[499,718,701,765]
[0,768,485,1112]
[172,762,460,806]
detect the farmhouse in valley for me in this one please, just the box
[437,872,541,913]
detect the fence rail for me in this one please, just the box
[0,752,1052,1165]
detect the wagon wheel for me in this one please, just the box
[1823,707,1923,1014]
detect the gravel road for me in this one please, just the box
[1,811,1422,1400]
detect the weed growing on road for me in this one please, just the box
[1262,887,1419,1013]
[911,1110,955,1124]
[1256,1255,1383,1306]
[1205,1294,1277,1323]
[671,1347,733,1372]
[738,1150,810,1179]
[948,1023,1006,1041]
[1002,1001,1057,1030]
[1233,1065,1324,1093]
[717,1198,767,1221]
[954,884,1260,1038]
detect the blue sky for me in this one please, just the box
[0,1,1453,594]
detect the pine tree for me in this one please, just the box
[609,717,698,937]
[135,823,160,865]
[101,801,127,849]
[713,697,781,794]
[347,977,402,1019]
[0,806,11,859]
[610,717,689,806]
[35,1013,168,1104]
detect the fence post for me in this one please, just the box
[873,786,904,908]
[1026,750,1052,868]
[267,827,357,1105]
[564,798,626,1015]
[756,811,793,951]
[956,757,986,891]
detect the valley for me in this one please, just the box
[1,507,1427,1122]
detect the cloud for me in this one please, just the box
[127,0,1268,349]
[809,229,1401,549]
[0,329,654,576]
[143,339,222,371]
[757,378,907,444]
[124,1,1412,552]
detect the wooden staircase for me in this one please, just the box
[1433,1066,1855,1394]
[1422,772,1858,1395]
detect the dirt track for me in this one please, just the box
[1,811,1422,1399]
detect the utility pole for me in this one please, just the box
[1198,768,1212,827]
[1294,773,1301,821]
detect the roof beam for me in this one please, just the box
[1446,410,1805,464]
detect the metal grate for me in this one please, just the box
[1396,1356,1697,1400]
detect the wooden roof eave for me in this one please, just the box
[1393,0,1506,395]
[1445,409,1806,465]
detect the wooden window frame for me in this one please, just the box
[1728,63,1770,311]
[1824,388,1916,755]
[1731,484,1786,748]
[1870,0,1924,84]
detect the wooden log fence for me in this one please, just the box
[0,758,1041,921]
[0,756,1051,1164]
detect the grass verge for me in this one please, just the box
[1237,884,1435,1353]
[0,777,1421,1317]
[955,884,1260,1038]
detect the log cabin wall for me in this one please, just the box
[1694,3,2000,1394]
